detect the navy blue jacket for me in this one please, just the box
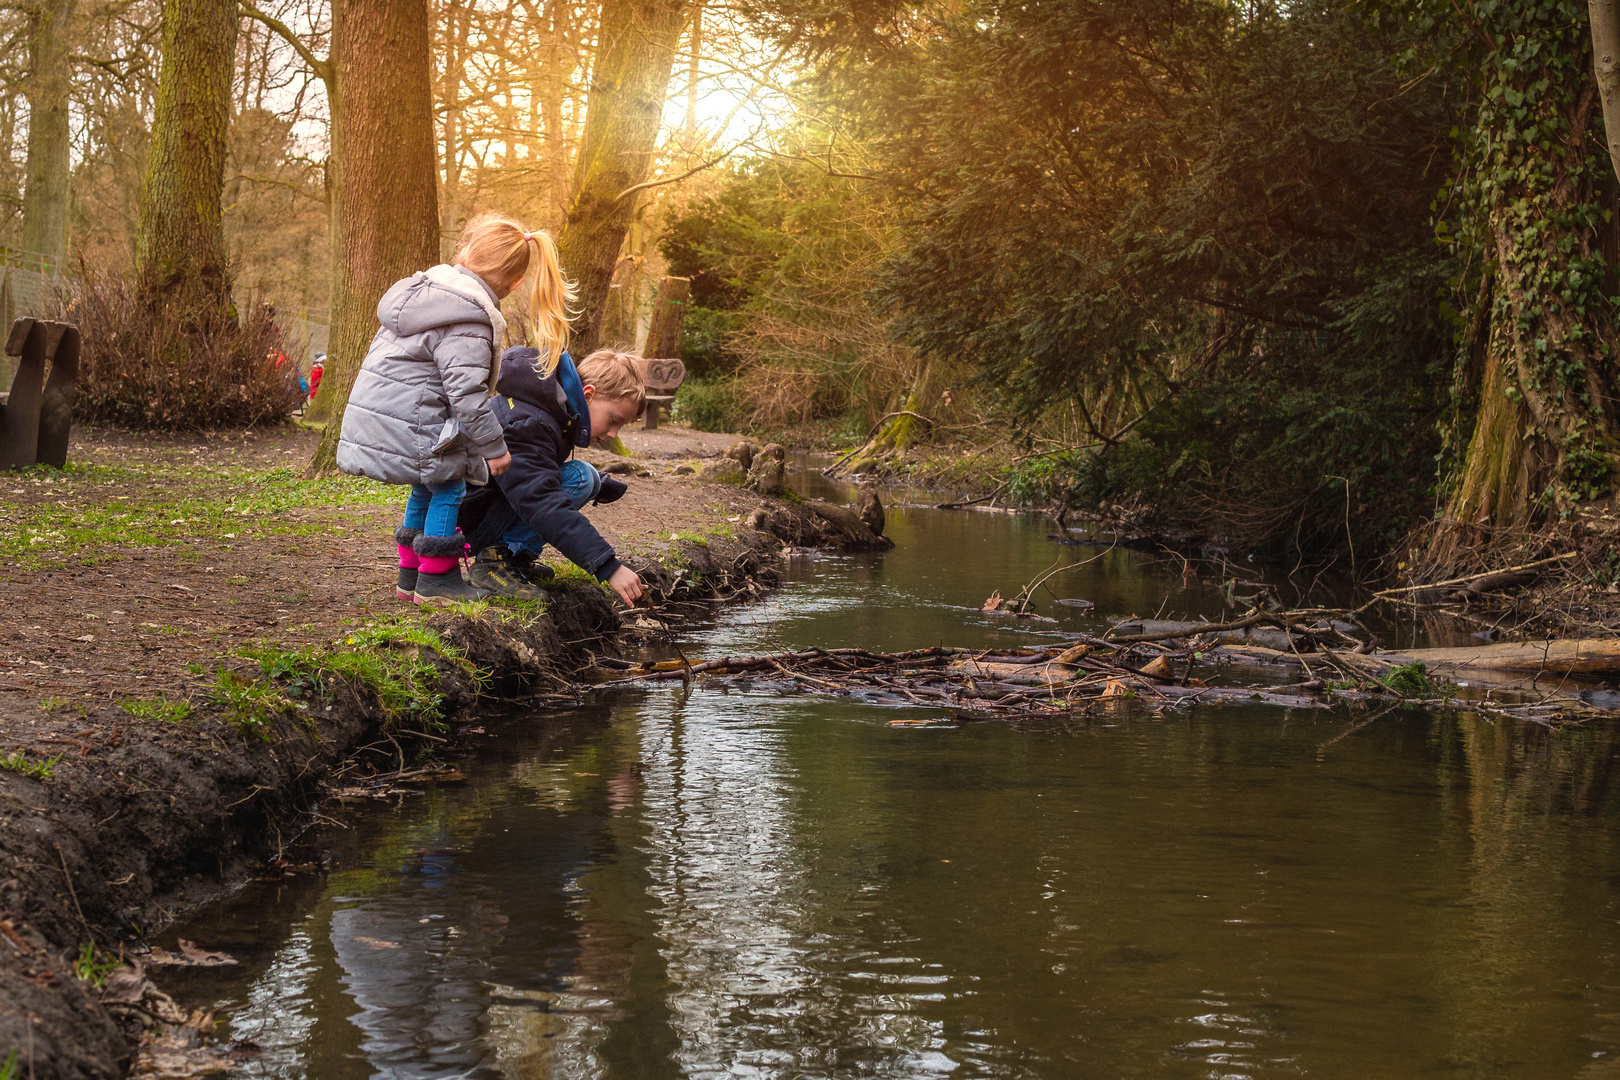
[458,347,622,580]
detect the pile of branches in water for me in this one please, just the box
[593,628,1601,726]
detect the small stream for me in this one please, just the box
[155,465,1620,1078]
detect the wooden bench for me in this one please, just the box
[635,357,686,430]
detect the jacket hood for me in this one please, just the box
[376,265,506,340]
[497,346,579,434]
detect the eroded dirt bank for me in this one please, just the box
[0,423,872,1078]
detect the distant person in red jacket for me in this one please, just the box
[309,354,325,400]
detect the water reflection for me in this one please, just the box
[153,477,1620,1079]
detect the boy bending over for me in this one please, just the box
[458,347,646,606]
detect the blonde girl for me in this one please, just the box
[336,214,576,606]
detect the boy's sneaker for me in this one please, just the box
[467,546,546,601]
[413,569,490,607]
[396,566,419,601]
[508,549,555,586]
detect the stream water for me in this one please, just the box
[156,467,1620,1078]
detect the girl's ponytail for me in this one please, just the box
[453,213,576,373]
[524,230,575,377]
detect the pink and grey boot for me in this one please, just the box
[395,526,422,601]
[411,532,489,607]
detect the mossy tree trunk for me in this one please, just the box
[307,0,439,477]
[135,0,237,315]
[556,0,688,357]
[834,367,934,476]
[1437,4,1620,560]
[20,0,76,266]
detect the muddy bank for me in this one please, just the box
[0,422,878,1078]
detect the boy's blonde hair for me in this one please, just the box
[577,348,647,415]
[454,213,575,375]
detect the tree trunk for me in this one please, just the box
[20,0,76,265]
[556,0,688,357]
[1436,10,1620,559]
[438,0,469,260]
[307,0,440,476]
[135,0,238,312]
[1593,0,1620,182]
[683,1,701,148]
[541,0,573,221]
[643,275,689,359]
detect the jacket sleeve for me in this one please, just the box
[497,415,622,580]
[431,323,508,458]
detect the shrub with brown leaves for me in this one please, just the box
[51,270,305,431]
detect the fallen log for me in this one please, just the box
[1106,616,1308,650]
[1383,639,1620,677]
[805,500,894,551]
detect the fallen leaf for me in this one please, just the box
[355,936,400,949]
[982,591,1003,612]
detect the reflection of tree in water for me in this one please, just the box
[1438,714,1620,1073]
[214,705,684,1079]
[484,714,683,1079]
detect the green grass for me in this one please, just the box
[0,751,61,779]
[668,531,711,547]
[0,462,402,568]
[1,1048,18,1080]
[1379,662,1447,698]
[72,943,121,988]
[208,669,288,740]
[118,695,193,724]
[238,618,488,728]
[38,695,85,717]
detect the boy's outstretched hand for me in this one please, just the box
[608,565,644,607]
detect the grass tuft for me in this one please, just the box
[208,669,287,740]
[72,943,121,988]
[0,752,61,779]
[118,695,193,724]
[1379,662,1446,698]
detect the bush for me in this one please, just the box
[678,305,743,380]
[672,378,746,433]
[55,270,305,430]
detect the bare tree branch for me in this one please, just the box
[238,1,331,86]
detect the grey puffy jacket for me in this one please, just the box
[336,265,511,487]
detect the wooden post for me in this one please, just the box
[643,275,690,363]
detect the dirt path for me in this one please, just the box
[0,422,750,712]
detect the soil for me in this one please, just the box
[0,419,838,1079]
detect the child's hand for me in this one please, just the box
[607,565,644,607]
[487,451,512,476]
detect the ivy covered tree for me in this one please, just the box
[1431,0,1620,553]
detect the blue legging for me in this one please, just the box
[402,480,466,538]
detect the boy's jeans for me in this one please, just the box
[403,479,466,538]
[502,460,601,557]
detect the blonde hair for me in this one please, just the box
[454,213,576,375]
[577,348,647,415]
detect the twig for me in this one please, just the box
[1368,553,1578,600]
[53,843,91,940]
